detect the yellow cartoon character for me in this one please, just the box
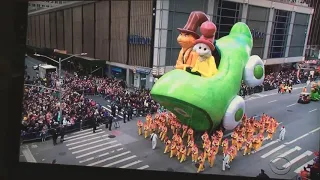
[191,21,218,77]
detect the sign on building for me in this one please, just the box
[128,35,151,45]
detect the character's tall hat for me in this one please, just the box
[177,11,209,39]
[195,21,217,51]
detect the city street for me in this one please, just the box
[21,57,319,179]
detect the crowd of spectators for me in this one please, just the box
[239,69,313,97]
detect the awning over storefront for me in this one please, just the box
[133,67,151,74]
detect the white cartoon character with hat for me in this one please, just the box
[191,21,218,77]
[175,11,209,71]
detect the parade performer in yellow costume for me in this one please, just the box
[221,138,229,157]
[236,135,244,151]
[252,137,261,153]
[175,122,182,135]
[176,145,181,160]
[137,120,143,135]
[161,126,168,142]
[182,125,188,138]
[197,153,205,173]
[191,21,218,77]
[187,140,194,156]
[187,128,194,143]
[191,145,199,163]
[266,126,274,140]
[143,123,149,138]
[243,138,252,156]
[216,130,223,146]
[203,144,211,161]
[207,149,216,168]
[164,138,171,154]
[180,145,187,163]
[231,132,238,147]
[170,142,177,158]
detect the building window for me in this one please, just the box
[37,4,40,7]
[268,9,291,58]
[288,13,309,57]
[214,0,242,39]
[246,5,269,58]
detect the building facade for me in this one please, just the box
[152,0,313,76]
[28,1,71,12]
[306,0,320,60]
[27,0,313,89]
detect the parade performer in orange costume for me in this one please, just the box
[143,123,149,138]
[137,120,143,135]
[265,117,271,130]
[201,131,209,148]
[187,128,194,143]
[257,133,264,149]
[170,142,177,158]
[176,145,181,160]
[172,132,178,143]
[197,153,205,173]
[266,127,274,140]
[221,138,229,157]
[236,135,244,151]
[211,139,219,156]
[203,144,211,161]
[180,145,187,163]
[228,145,237,162]
[164,138,171,154]
[161,126,168,142]
[207,149,216,168]
[246,126,254,140]
[157,123,162,134]
[187,140,194,156]
[176,134,183,146]
[216,130,223,145]
[182,125,188,139]
[243,138,253,156]
[252,137,261,153]
[259,121,265,134]
[253,121,260,134]
[191,145,199,163]
[175,11,209,71]
[231,132,238,147]
[150,123,156,134]
[175,122,182,135]
[171,120,176,134]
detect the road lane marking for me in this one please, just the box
[76,143,122,159]
[261,144,286,158]
[87,151,131,166]
[64,131,104,142]
[257,140,280,152]
[309,109,317,113]
[102,106,124,118]
[103,155,137,167]
[268,100,277,103]
[68,138,111,150]
[137,165,149,170]
[64,129,102,140]
[79,148,124,164]
[271,146,301,163]
[119,160,143,168]
[70,128,92,135]
[255,93,267,97]
[72,140,117,154]
[22,146,37,163]
[285,126,320,145]
[283,151,313,168]
[287,103,297,107]
[294,159,315,173]
[66,134,109,146]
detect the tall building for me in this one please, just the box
[28,1,70,12]
[306,0,320,59]
[26,0,314,89]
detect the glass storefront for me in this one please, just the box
[111,66,126,81]
[288,13,309,57]
[268,9,291,58]
[246,5,269,58]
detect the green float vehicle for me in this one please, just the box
[151,22,265,132]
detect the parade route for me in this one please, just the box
[21,57,319,179]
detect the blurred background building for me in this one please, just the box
[28,1,71,12]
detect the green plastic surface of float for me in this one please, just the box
[151,22,253,131]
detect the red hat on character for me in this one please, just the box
[177,11,210,39]
[195,21,217,51]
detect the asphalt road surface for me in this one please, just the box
[21,57,319,179]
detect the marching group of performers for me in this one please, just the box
[137,112,281,173]
[278,83,293,94]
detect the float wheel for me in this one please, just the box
[222,95,245,130]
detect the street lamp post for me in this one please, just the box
[34,52,87,124]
